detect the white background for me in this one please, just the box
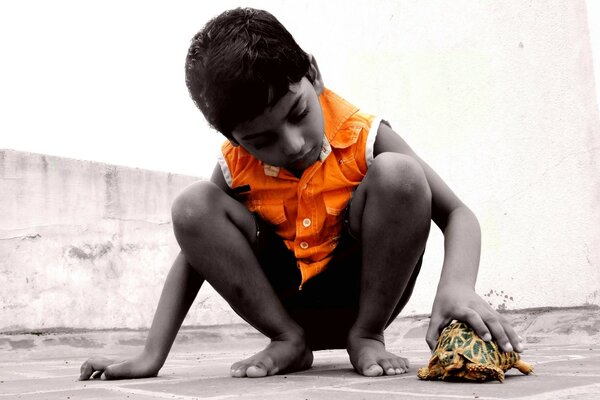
[1,1,599,177]
[2,1,599,318]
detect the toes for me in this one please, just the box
[391,363,407,375]
[230,361,248,378]
[390,358,409,374]
[379,359,395,375]
[230,366,245,378]
[381,358,409,375]
[362,363,384,377]
[246,364,269,378]
[360,356,411,377]
[402,357,410,369]
[231,360,275,378]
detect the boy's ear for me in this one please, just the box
[307,54,324,95]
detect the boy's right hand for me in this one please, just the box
[79,354,160,380]
[426,284,523,354]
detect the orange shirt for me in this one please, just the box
[219,88,380,288]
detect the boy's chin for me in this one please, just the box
[290,154,320,171]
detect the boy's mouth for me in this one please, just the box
[291,145,318,168]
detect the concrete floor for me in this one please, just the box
[1,307,599,399]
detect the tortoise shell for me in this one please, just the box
[417,321,533,382]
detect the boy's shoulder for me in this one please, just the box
[320,88,377,148]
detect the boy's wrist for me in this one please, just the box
[436,279,475,297]
[140,347,166,370]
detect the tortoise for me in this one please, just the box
[417,321,534,382]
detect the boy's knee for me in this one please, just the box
[368,153,431,206]
[171,181,224,236]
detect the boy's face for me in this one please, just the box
[231,77,325,173]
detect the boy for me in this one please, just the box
[79,7,522,379]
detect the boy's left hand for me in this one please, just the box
[426,284,523,353]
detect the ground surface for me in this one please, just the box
[1,307,599,399]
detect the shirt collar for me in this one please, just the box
[319,134,331,161]
[262,88,356,177]
[319,88,359,145]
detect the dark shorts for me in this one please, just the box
[253,213,423,350]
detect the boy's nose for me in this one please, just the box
[281,128,305,157]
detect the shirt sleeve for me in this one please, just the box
[365,117,382,167]
[218,144,234,188]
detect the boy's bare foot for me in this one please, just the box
[230,337,313,378]
[347,331,409,377]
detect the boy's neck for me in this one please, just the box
[287,167,304,179]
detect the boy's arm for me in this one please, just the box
[79,252,203,380]
[79,164,228,380]
[373,123,522,353]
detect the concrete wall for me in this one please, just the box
[388,0,600,314]
[357,0,600,314]
[1,0,600,331]
[0,150,242,331]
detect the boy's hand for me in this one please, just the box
[79,354,160,380]
[425,284,523,354]
[79,357,117,380]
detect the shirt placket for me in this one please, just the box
[294,161,323,289]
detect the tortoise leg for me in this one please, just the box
[418,365,445,380]
[417,367,430,380]
[418,354,443,380]
[514,360,534,375]
[418,362,447,380]
[465,363,505,382]
[441,353,466,380]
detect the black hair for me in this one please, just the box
[185,8,311,137]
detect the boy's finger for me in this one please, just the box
[91,370,104,379]
[102,364,122,380]
[484,317,513,352]
[500,319,523,353]
[79,361,93,380]
[78,358,113,380]
[425,315,448,350]
[425,321,439,350]
[461,310,492,342]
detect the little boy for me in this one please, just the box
[79,7,522,380]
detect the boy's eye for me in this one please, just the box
[288,108,309,124]
[253,141,270,149]
[247,133,275,149]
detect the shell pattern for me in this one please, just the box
[417,321,534,382]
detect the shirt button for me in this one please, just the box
[302,218,311,227]
[300,241,309,249]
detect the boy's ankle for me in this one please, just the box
[347,326,385,345]
[271,328,307,346]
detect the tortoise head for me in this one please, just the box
[437,351,458,368]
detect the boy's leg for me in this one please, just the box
[346,153,431,377]
[171,181,313,378]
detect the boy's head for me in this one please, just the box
[185,8,315,138]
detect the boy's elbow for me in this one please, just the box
[449,206,480,233]
[433,204,479,233]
